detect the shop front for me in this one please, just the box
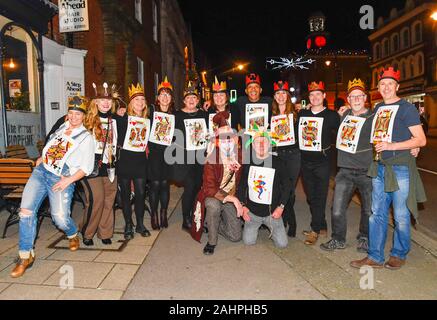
[0,0,57,157]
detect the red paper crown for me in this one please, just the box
[245,73,261,86]
[378,67,401,82]
[308,81,325,92]
[274,81,289,92]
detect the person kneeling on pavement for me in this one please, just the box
[191,111,243,255]
[237,125,291,249]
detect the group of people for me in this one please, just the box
[9,65,427,278]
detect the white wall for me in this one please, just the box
[43,36,87,134]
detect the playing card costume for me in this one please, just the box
[148,77,176,230]
[11,96,95,278]
[208,77,239,132]
[80,83,120,246]
[271,81,301,238]
[353,67,427,268]
[321,79,373,252]
[235,73,272,131]
[297,81,340,242]
[237,125,291,248]
[191,111,243,254]
[174,82,209,231]
[115,83,151,239]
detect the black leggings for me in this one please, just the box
[149,180,170,212]
[119,178,147,228]
[181,165,203,220]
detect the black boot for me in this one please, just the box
[160,208,168,229]
[124,223,135,240]
[150,211,160,230]
[182,212,192,232]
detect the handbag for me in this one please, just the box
[88,120,111,178]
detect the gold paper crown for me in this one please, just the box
[128,83,145,101]
[68,94,88,113]
[158,76,173,92]
[184,81,198,97]
[212,76,227,93]
[348,78,366,93]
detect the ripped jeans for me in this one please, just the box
[18,164,77,256]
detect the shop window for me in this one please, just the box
[2,32,39,113]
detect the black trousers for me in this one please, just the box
[179,164,203,221]
[118,178,147,230]
[301,159,330,233]
[276,148,301,237]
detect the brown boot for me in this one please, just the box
[350,257,383,269]
[303,229,327,238]
[151,211,160,230]
[384,256,406,270]
[69,235,80,252]
[304,231,319,245]
[10,254,35,278]
[160,208,168,229]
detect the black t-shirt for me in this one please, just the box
[337,109,374,170]
[235,96,273,130]
[174,108,209,165]
[237,153,293,217]
[297,108,340,162]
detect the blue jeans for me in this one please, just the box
[18,165,77,256]
[368,164,410,264]
[243,212,288,248]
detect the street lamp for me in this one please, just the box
[237,64,244,71]
[431,11,437,21]
[325,60,332,67]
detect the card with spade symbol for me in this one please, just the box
[298,117,324,152]
[336,115,366,154]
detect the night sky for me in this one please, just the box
[178,0,406,94]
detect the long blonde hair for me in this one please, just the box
[127,95,148,119]
[84,99,116,141]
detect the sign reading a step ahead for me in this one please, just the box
[59,0,89,33]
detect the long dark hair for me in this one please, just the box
[272,92,297,121]
[154,88,175,114]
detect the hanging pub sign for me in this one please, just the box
[59,0,90,33]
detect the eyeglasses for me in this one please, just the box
[349,95,366,100]
[159,93,171,97]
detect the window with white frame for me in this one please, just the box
[382,38,390,57]
[137,57,144,87]
[401,27,410,49]
[153,1,158,43]
[391,34,399,53]
[135,0,142,24]
[412,21,422,44]
[373,43,381,60]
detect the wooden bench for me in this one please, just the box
[5,145,30,159]
[0,159,50,238]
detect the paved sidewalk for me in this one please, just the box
[124,181,437,300]
[0,187,183,300]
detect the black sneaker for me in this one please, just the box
[136,227,151,238]
[320,239,346,251]
[83,238,94,246]
[101,239,112,245]
[357,237,368,253]
[203,243,216,255]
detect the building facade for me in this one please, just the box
[160,0,193,108]
[368,0,437,127]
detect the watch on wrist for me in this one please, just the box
[279,204,285,209]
